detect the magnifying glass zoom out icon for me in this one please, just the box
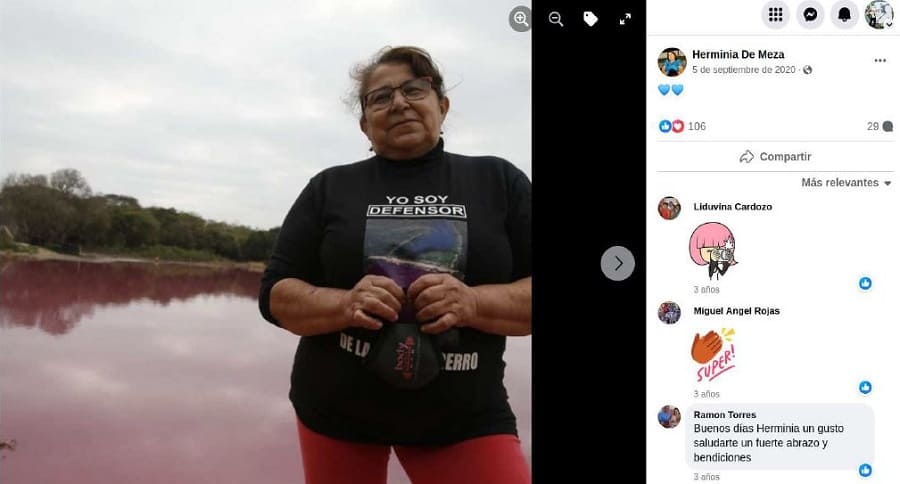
[549,11,564,27]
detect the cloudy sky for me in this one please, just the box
[0,0,531,230]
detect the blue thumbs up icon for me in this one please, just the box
[859,380,872,395]
[859,463,872,477]
[858,276,872,291]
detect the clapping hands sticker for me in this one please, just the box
[692,328,736,383]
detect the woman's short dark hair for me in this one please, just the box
[351,46,446,116]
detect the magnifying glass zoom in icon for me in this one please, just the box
[549,11,564,26]
[514,11,529,27]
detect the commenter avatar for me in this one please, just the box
[657,301,681,325]
[658,196,681,220]
[658,405,682,429]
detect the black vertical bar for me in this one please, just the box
[532,1,646,480]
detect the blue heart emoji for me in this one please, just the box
[672,84,684,95]
[658,84,670,95]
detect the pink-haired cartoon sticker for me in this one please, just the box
[689,222,738,280]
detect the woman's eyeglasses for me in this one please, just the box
[363,77,433,111]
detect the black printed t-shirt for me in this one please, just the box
[258,139,531,445]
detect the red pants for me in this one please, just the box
[297,420,531,484]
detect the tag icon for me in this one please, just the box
[583,11,598,27]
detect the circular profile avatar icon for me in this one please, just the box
[658,301,681,325]
[658,196,681,220]
[865,0,894,28]
[658,405,682,429]
[657,48,687,77]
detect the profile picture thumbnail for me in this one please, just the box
[658,301,681,325]
[658,405,682,429]
[657,48,687,77]
[658,196,681,220]
[865,0,894,28]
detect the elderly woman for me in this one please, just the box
[661,50,684,77]
[259,46,532,484]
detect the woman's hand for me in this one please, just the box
[408,274,478,334]
[340,275,405,330]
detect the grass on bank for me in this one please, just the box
[0,238,39,254]
[94,245,227,263]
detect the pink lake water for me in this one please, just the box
[0,258,531,483]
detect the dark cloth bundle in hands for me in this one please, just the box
[362,236,463,389]
[364,322,443,390]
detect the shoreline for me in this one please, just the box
[0,249,266,273]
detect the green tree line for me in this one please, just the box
[0,168,279,262]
